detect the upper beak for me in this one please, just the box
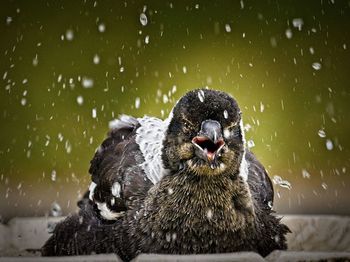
[191,120,225,166]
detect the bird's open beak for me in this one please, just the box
[191,120,225,167]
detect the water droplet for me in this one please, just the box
[260,102,265,112]
[240,0,244,9]
[223,110,228,119]
[318,129,326,138]
[326,139,333,150]
[98,23,106,33]
[32,54,39,66]
[47,221,57,233]
[198,90,205,102]
[165,232,171,242]
[65,29,74,41]
[93,54,100,64]
[140,13,148,26]
[247,140,255,148]
[312,62,322,71]
[51,170,56,181]
[172,233,177,241]
[207,209,213,219]
[321,182,328,190]
[225,24,231,33]
[309,47,315,55]
[268,201,273,209]
[292,18,304,31]
[135,97,141,109]
[162,94,169,104]
[182,66,187,74]
[65,140,72,154]
[76,95,84,105]
[285,28,292,39]
[302,169,311,179]
[6,17,13,25]
[82,77,94,88]
[223,129,231,139]
[272,175,291,190]
[168,188,174,195]
[50,202,62,217]
[20,98,27,106]
[92,108,97,118]
[145,35,150,44]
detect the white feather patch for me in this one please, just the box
[88,182,97,201]
[136,116,170,184]
[96,202,124,220]
[239,118,249,181]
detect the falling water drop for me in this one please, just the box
[50,202,62,217]
[140,13,148,26]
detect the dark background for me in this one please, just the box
[1,0,350,222]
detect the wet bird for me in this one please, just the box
[42,89,290,261]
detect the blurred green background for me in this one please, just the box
[1,0,349,221]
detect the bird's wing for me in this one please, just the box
[88,115,169,221]
[245,150,274,211]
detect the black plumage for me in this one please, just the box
[42,89,290,261]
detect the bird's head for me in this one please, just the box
[162,89,245,177]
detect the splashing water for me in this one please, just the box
[198,90,205,102]
[292,18,304,31]
[51,170,56,181]
[135,97,141,109]
[326,139,333,150]
[272,175,291,190]
[285,28,293,39]
[50,202,62,217]
[76,95,84,105]
[98,23,106,33]
[92,108,97,118]
[318,129,326,138]
[312,62,322,71]
[206,209,213,219]
[140,13,148,26]
[247,140,255,148]
[65,29,74,41]
[302,169,311,179]
[82,77,94,88]
[93,54,100,64]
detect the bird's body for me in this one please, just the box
[42,89,290,261]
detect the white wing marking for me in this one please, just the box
[136,116,170,184]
